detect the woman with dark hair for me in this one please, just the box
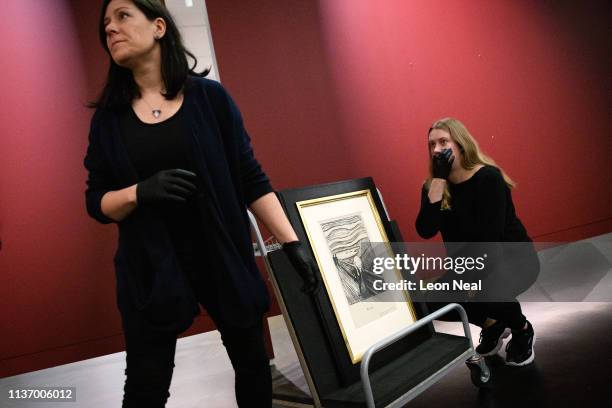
[83,1,317,406]
[415,118,539,366]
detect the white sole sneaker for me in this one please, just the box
[506,332,536,366]
[478,328,511,356]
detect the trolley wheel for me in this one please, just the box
[466,359,494,388]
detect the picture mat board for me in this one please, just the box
[296,190,417,363]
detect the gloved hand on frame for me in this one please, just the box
[282,241,320,294]
[136,169,198,205]
[432,148,455,180]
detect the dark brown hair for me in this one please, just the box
[89,0,209,110]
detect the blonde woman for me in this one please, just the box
[415,118,539,366]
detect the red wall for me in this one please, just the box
[205,0,352,189]
[0,0,129,378]
[317,0,612,242]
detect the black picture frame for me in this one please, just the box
[274,177,432,388]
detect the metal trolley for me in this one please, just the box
[247,189,492,407]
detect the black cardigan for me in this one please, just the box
[84,77,274,333]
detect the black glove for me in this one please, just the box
[282,241,319,294]
[136,169,198,205]
[432,148,454,180]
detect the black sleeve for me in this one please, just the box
[415,185,442,239]
[214,83,274,205]
[474,169,507,241]
[83,113,117,224]
[472,169,507,280]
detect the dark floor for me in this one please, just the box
[409,303,612,408]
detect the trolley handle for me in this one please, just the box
[360,303,473,408]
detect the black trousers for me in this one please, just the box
[121,259,272,408]
[426,249,539,330]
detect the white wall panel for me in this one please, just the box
[166,0,219,81]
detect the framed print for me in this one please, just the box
[295,189,417,363]
[275,178,433,387]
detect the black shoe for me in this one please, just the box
[505,320,536,366]
[475,321,510,356]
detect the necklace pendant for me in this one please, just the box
[152,109,161,118]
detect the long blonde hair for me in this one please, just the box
[426,117,515,210]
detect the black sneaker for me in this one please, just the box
[505,320,536,366]
[475,321,510,356]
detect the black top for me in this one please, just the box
[84,77,274,332]
[120,104,193,179]
[416,165,531,243]
[119,104,205,273]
